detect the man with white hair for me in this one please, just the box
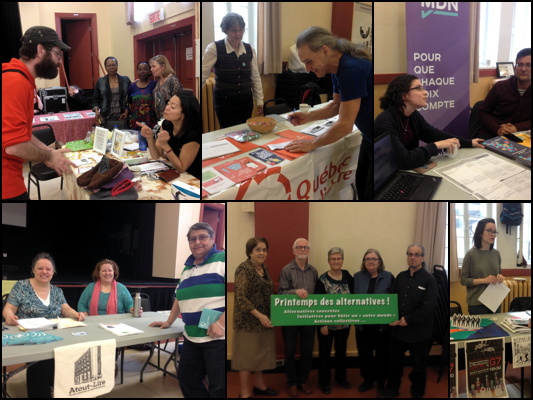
[279,238,318,397]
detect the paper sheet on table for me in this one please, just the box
[478,282,510,313]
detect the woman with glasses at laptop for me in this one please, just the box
[460,218,504,315]
[375,75,485,170]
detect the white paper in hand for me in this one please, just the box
[478,283,510,313]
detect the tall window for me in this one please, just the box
[213,2,257,50]
[479,2,531,67]
[456,203,531,268]
[455,203,497,264]
[510,2,531,60]
[479,2,501,67]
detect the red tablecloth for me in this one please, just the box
[32,110,97,144]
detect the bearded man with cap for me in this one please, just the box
[2,26,76,200]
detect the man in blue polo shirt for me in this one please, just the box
[285,26,373,200]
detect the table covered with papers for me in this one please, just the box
[202,103,361,200]
[2,312,184,366]
[63,149,200,200]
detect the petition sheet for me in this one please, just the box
[435,153,531,200]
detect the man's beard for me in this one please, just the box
[35,52,59,79]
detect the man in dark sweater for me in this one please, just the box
[379,245,437,399]
[477,48,531,139]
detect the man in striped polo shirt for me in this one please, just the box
[150,222,225,398]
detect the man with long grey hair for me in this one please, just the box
[285,26,373,200]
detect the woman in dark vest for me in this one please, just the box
[202,12,264,128]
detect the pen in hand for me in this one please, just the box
[288,108,296,123]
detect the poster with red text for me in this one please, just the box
[465,338,508,398]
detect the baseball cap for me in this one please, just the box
[20,26,71,51]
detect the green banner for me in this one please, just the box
[271,294,398,326]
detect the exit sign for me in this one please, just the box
[149,9,164,24]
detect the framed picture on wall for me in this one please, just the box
[496,62,515,78]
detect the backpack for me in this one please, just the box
[500,203,523,234]
[298,82,322,107]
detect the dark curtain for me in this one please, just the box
[1,3,23,63]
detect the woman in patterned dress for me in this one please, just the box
[232,238,278,398]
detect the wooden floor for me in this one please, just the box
[227,364,449,398]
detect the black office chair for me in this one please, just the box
[2,293,9,322]
[450,301,462,316]
[28,124,63,200]
[469,100,484,138]
[509,296,531,312]
[263,98,290,116]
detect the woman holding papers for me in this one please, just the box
[150,222,226,398]
[2,253,85,398]
[232,238,277,398]
[285,26,373,200]
[137,92,201,179]
[460,218,504,315]
[77,259,134,316]
[375,75,485,170]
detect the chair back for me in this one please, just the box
[32,124,56,146]
[509,296,531,312]
[469,100,483,138]
[450,300,462,316]
[140,293,151,312]
[2,293,9,322]
[264,98,290,116]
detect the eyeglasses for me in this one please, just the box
[294,246,310,251]
[484,229,499,236]
[188,235,212,243]
[406,253,423,257]
[328,257,343,262]
[516,63,531,69]
[45,47,63,59]
[364,257,379,262]
[408,86,425,92]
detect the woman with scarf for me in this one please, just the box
[78,259,135,316]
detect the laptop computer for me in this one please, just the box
[374,133,442,200]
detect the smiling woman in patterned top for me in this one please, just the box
[3,252,85,398]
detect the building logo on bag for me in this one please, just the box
[420,2,459,19]
[69,345,106,395]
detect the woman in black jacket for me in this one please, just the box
[93,57,131,127]
[375,75,484,170]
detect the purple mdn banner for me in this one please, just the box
[406,2,470,138]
